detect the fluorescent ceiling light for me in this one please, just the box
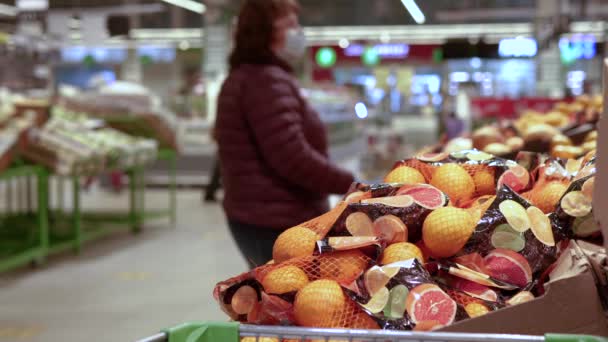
[0,4,17,16]
[401,0,425,24]
[161,0,206,14]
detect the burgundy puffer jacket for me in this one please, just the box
[215,60,354,230]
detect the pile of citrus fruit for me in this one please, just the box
[215,143,599,337]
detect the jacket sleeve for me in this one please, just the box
[243,69,354,195]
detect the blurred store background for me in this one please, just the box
[1,0,606,184]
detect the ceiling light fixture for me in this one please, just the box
[400,0,425,24]
[161,0,206,14]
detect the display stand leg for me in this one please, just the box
[169,152,177,227]
[36,168,48,265]
[129,169,142,234]
[72,177,82,254]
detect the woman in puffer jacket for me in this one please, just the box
[215,0,354,269]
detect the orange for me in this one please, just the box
[320,250,369,283]
[294,279,346,327]
[430,164,476,205]
[348,311,379,329]
[384,165,426,184]
[464,303,490,318]
[262,265,309,294]
[422,207,475,258]
[473,168,496,196]
[273,227,318,263]
[530,182,568,213]
[380,242,424,265]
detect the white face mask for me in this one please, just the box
[278,28,307,61]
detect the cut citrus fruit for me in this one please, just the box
[565,158,583,175]
[531,181,568,213]
[231,285,258,315]
[345,212,374,237]
[373,215,408,244]
[497,165,529,193]
[573,213,600,237]
[561,191,592,217]
[344,191,371,204]
[526,206,555,246]
[362,286,390,314]
[473,168,496,196]
[506,291,535,306]
[499,200,531,232]
[361,195,415,208]
[422,207,475,258]
[294,280,346,328]
[384,284,409,319]
[417,152,449,162]
[273,227,318,263]
[451,277,498,302]
[484,249,532,287]
[406,283,456,326]
[262,265,309,295]
[450,150,468,159]
[466,150,494,162]
[453,253,487,274]
[464,303,490,318]
[384,165,426,184]
[413,320,443,331]
[395,184,447,209]
[320,250,369,283]
[364,266,392,297]
[491,224,525,252]
[380,242,424,265]
[581,177,595,202]
[430,164,475,205]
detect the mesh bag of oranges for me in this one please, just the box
[385,150,532,207]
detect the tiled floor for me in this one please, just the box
[0,190,248,342]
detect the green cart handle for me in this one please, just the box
[545,334,608,342]
[162,322,239,342]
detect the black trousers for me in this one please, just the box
[227,220,282,269]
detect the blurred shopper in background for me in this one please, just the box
[215,0,354,269]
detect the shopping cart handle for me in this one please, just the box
[545,334,608,342]
[162,321,239,342]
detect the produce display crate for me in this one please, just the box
[47,149,177,255]
[137,322,608,342]
[0,164,49,272]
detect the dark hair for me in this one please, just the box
[229,0,299,70]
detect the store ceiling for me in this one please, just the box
[1,0,606,32]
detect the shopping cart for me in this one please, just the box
[137,322,608,342]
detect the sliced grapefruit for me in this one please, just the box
[453,253,488,274]
[561,191,592,217]
[395,184,447,209]
[499,200,531,232]
[406,283,457,326]
[526,206,555,246]
[345,212,374,237]
[484,249,532,287]
[417,152,449,162]
[361,195,415,208]
[373,215,408,244]
[451,277,498,302]
[497,166,529,193]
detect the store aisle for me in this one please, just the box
[0,190,248,342]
